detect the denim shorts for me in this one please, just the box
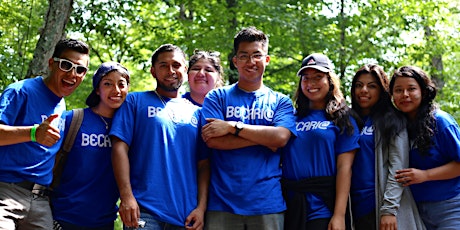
[123,210,185,230]
[417,192,460,230]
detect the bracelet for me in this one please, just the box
[30,124,38,142]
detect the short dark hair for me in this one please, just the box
[52,38,90,58]
[151,44,186,66]
[233,26,268,54]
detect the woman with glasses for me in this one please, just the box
[183,50,224,106]
[282,53,359,230]
[390,66,460,230]
[349,64,425,230]
[50,62,130,230]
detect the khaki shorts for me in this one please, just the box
[0,181,52,230]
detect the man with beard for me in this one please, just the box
[110,44,209,230]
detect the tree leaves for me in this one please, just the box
[1,0,458,122]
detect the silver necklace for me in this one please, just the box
[99,115,109,130]
[154,90,178,123]
[94,110,109,129]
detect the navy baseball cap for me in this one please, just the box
[85,62,130,107]
[296,53,333,76]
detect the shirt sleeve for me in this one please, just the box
[0,87,23,125]
[335,116,360,155]
[436,114,460,162]
[272,95,297,137]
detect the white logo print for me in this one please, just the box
[226,106,274,121]
[296,121,330,131]
[361,125,373,135]
[81,133,112,147]
[148,106,198,126]
[147,106,161,117]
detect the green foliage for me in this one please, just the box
[0,1,458,228]
[0,0,459,122]
[438,76,460,122]
[0,0,48,90]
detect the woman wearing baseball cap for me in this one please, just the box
[282,53,359,230]
[51,62,130,230]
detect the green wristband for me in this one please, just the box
[30,124,38,142]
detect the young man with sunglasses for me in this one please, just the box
[0,38,90,229]
[201,27,296,230]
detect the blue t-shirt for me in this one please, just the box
[51,108,119,227]
[351,117,375,218]
[182,92,202,107]
[282,110,360,221]
[200,83,297,215]
[109,91,206,226]
[409,110,460,202]
[0,76,66,186]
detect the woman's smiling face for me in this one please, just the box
[391,76,422,119]
[354,73,382,115]
[300,68,330,109]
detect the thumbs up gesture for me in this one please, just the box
[34,114,61,147]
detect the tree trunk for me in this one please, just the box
[339,0,346,79]
[26,0,73,78]
[226,0,238,84]
[424,25,444,89]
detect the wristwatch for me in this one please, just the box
[234,121,244,136]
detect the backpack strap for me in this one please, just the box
[61,108,84,152]
[50,108,84,189]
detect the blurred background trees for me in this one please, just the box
[1,0,459,119]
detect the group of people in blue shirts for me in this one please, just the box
[0,26,459,230]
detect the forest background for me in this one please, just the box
[0,0,459,228]
[1,0,459,120]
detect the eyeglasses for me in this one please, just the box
[236,53,266,62]
[53,58,88,77]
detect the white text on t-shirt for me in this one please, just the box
[81,133,112,147]
[296,121,330,131]
[226,106,274,121]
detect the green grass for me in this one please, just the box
[115,200,123,229]
[115,216,123,229]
